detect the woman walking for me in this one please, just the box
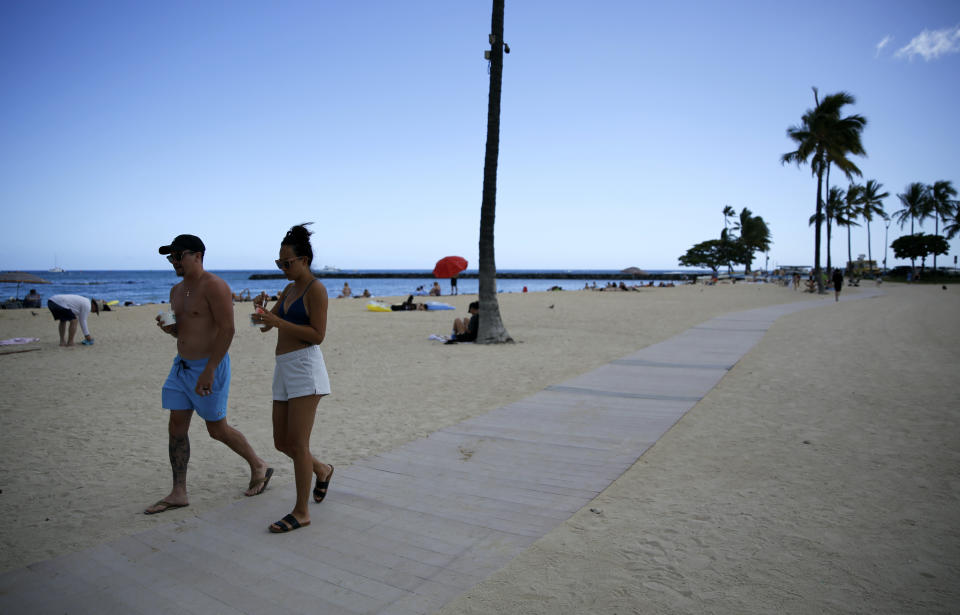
[253,223,334,533]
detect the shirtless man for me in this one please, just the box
[145,234,272,514]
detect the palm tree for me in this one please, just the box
[836,183,863,271]
[944,207,960,241]
[723,205,736,232]
[859,179,889,267]
[929,180,959,271]
[476,0,512,343]
[894,182,931,270]
[809,186,844,271]
[782,88,866,292]
[894,182,930,235]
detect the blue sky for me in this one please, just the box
[2,1,958,271]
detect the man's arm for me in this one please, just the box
[195,276,235,395]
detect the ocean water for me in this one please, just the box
[5,269,698,305]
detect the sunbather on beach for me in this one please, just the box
[254,223,334,533]
[391,295,426,311]
[145,234,271,515]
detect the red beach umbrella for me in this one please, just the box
[433,256,468,278]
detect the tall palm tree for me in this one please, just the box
[859,179,889,267]
[476,0,512,343]
[894,182,931,269]
[929,180,959,271]
[836,183,863,271]
[783,88,866,292]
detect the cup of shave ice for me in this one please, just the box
[158,311,176,327]
[250,306,265,327]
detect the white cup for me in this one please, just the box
[159,311,176,327]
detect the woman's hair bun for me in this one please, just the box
[281,222,315,264]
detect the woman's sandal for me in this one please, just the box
[269,513,310,533]
[313,465,334,503]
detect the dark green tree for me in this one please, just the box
[679,239,747,274]
[476,0,511,343]
[891,233,949,272]
[733,207,772,274]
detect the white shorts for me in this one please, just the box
[272,345,331,401]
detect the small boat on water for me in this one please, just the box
[49,256,65,273]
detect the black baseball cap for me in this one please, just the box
[159,234,206,255]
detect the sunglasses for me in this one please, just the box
[275,256,304,270]
[166,250,197,264]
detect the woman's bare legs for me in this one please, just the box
[272,397,331,526]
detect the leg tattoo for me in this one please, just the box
[169,434,190,489]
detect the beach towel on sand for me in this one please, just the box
[0,337,40,346]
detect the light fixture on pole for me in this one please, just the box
[883,218,891,271]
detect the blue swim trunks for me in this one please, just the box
[161,354,230,422]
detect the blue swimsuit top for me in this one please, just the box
[277,279,315,326]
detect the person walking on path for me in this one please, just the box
[832,268,844,302]
[47,294,98,346]
[145,234,272,515]
[253,224,334,533]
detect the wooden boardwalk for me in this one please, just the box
[0,291,879,614]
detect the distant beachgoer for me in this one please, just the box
[254,223,334,533]
[47,294,98,346]
[24,288,42,308]
[361,289,371,298]
[451,301,479,341]
[429,282,442,296]
[146,234,271,515]
[339,282,352,298]
[391,295,426,311]
[450,276,458,295]
[832,268,843,302]
[792,273,801,291]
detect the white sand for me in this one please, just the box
[2,281,957,612]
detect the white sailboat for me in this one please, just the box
[49,256,65,273]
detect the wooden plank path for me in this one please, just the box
[0,290,880,614]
